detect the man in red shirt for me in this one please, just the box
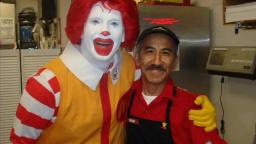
[123,26,227,144]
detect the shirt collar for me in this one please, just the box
[60,42,122,90]
[161,79,175,100]
[133,78,175,103]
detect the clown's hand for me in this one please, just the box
[189,95,217,132]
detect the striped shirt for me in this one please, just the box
[10,68,60,144]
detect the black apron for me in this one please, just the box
[126,87,176,144]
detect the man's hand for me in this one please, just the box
[189,95,217,132]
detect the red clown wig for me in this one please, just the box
[66,0,139,48]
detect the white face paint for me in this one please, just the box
[80,2,125,64]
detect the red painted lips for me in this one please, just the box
[94,38,114,56]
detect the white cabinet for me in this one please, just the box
[0,48,60,144]
[0,49,20,144]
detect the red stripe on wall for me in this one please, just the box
[145,0,191,6]
[16,104,53,129]
[99,73,111,144]
[25,77,56,109]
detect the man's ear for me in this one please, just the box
[171,56,179,71]
[134,53,141,67]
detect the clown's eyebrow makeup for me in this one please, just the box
[96,2,112,14]
[95,3,104,12]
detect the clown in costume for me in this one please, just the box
[10,0,217,143]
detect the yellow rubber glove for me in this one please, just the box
[189,95,217,132]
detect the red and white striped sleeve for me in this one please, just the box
[10,68,60,144]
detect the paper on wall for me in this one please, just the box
[0,17,16,45]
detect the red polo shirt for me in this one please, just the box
[120,78,226,144]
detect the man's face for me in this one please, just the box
[137,33,176,85]
[82,2,124,61]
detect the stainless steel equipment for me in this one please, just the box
[139,5,211,94]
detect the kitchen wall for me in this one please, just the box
[16,0,72,48]
[16,0,38,19]
[14,0,256,143]
[57,0,72,48]
[195,0,256,144]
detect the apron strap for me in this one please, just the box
[165,86,176,142]
[127,89,136,117]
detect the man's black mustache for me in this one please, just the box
[146,64,166,72]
